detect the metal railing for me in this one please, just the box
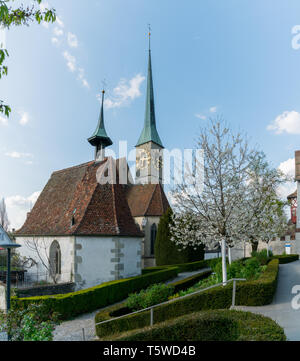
[86,277,246,341]
[5,271,72,289]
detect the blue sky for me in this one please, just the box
[1,0,300,228]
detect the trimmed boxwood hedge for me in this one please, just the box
[11,266,178,320]
[95,259,279,339]
[111,310,286,341]
[142,257,219,275]
[234,258,279,306]
[94,269,213,324]
[272,254,299,264]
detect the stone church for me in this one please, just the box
[14,41,170,290]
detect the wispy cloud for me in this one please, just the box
[63,51,76,72]
[67,32,78,48]
[103,74,146,109]
[53,27,63,37]
[56,16,64,28]
[78,68,89,88]
[195,106,218,120]
[6,191,41,230]
[267,110,300,134]
[277,158,295,200]
[0,115,8,125]
[5,151,33,159]
[18,111,29,126]
[51,37,60,45]
[195,114,207,120]
[41,10,88,90]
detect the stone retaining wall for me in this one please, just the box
[15,282,75,298]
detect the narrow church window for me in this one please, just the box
[150,224,157,255]
[49,240,61,276]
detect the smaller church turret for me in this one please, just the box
[88,90,113,161]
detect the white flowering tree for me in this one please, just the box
[258,198,288,257]
[170,118,288,284]
[239,152,289,254]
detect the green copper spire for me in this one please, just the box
[136,37,163,148]
[88,90,113,149]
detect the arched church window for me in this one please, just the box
[49,240,61,276]
[150,224,157,255]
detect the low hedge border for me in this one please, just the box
[111,310,286,341]
[94,269,213,327]
[11,266,178,320]
[95,259,279,339]
[234,258,279,306]
[272,254,299,264]
[142,257,220,275]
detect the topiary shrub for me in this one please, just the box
[112,310,286,342]
[154,208,205,266]
[112,311,239,341]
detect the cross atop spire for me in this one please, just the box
[136,29,163,148]
[88,89,113,161]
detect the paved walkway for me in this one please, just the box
[235,260,300,341]
[53,268,210,341]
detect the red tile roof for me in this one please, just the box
[16,158,144,237]
[126,183,170,217]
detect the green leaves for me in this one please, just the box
[0,303,57,341]
[126,283,175,311]
[0,101,11,117]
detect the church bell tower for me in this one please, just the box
[135,30,164,184]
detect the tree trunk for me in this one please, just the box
[228,246,232,265]
[221,239,227,285]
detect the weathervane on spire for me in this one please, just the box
[101,78,107,94]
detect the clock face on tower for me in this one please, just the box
[153,152,163,170]
[138,150,151,169]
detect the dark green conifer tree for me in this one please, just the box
[155,208,205,266]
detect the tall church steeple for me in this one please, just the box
[136,29,164,185]
[136,33,163,148]
[88,90,113,161]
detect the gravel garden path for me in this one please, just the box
[235,260,300,341]
[53,268,211,341]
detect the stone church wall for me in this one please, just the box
[134,215,160,268]
[15,236,75,284]
[74,236,142,290]
[234,237,300,257]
